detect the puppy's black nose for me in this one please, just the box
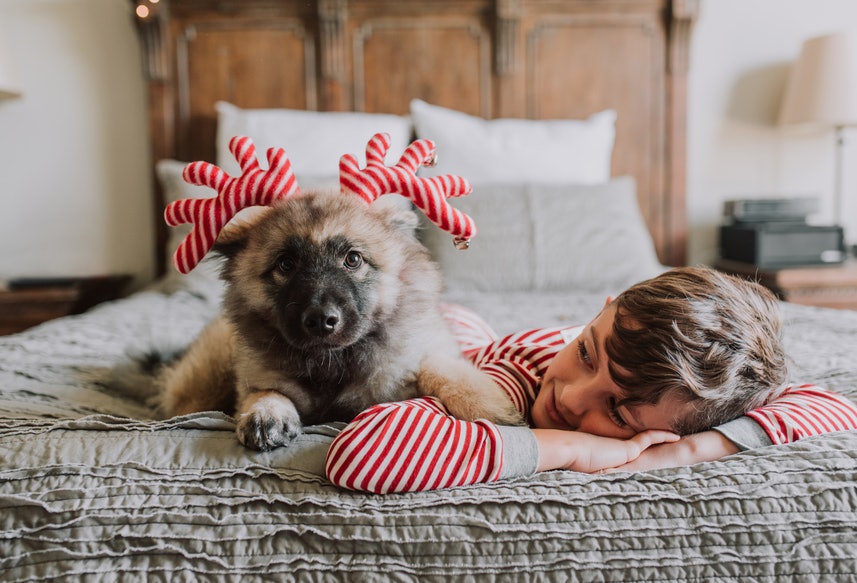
[302,307,341,337]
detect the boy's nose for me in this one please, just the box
[557,385,589,426]
[558,386,612,435]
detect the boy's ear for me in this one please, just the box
[604,296,614,307]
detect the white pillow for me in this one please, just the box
[410,99,616,184]
[421,177,664,294]
[216,102,413,180]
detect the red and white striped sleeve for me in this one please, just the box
[439,302,499,354]
[324,321,577,493]
[466,326,571,417]
[744,384,857,445]
[325,397,504,493]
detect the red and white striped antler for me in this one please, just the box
[165,132,476,274]
[164,136,301,274]
[339,132,477,248]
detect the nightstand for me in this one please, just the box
[714,259,857,310]
[0,275,132,335]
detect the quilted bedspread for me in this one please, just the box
[2,278,856,581]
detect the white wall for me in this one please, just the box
[689,0,857,264]
[0,0,152,287]
[0,0,855,288]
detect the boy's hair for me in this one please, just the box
[605,266,787,434]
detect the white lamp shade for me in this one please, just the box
[0,29,22,99]
[779,32,857,128]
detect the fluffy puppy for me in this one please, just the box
[159,190,522,450]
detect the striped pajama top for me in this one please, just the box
[325,304,857,493]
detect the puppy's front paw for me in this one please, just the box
[418,357,526,426]
[444,387,525,426]
[236,390,302,451]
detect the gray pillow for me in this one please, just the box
[420,177,665,294]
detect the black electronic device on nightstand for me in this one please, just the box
[719,197,845,268]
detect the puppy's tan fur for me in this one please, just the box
[159,190,522,450]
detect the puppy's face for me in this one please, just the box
[215,191,419,352]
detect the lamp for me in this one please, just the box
[0,27,22,100]
[779,32,857,232]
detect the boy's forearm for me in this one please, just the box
[497,425,540,478]
[609,430,739,473]
[742,385,857,445]
[533,428,679,473]
[712,416,773,450]
[534,429,582,472]
[326,397,506,493]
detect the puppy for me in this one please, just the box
[159,189,522,451]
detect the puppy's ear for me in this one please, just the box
[372,197,420,237]
[212,221,250,259]
[211,207,271,258]
[389,207,419,234]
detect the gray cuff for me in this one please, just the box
[713,416,773,451]
[497,426,540,479]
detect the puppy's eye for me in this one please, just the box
[276,256,295,273]
[344,251,363,270]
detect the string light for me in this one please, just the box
[135,1,159,19]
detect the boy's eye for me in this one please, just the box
[576,339,592,368]
[608,397,628,428]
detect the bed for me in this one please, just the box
[2,0,857,580]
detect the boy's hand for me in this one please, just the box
[605,430,740,473]
[532,428,680,473]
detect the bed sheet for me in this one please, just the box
[2,281,857,581]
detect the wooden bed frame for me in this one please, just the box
[132,0,697,276]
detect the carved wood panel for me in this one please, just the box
[132,0,696,274]
[351,17,491,117]
[176,20,315,162]
[523,14,667,257]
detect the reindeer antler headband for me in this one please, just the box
[165,133,476,274]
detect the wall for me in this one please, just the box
[0,0,855,288]
[0,0,152,287]
[689,0,857,263]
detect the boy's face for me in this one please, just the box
[531,300,690,438]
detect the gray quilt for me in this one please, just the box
[2,277,856,582]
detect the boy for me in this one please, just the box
[325,267,857,493]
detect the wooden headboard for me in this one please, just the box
[132,0,698,276]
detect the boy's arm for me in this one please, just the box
[742,384,857,443]
[324,397,677,492]
[325,335,561,493]
[325,396,528,493]
[610,384,857,473]
[533,428,680,472]
[604,431,740,473]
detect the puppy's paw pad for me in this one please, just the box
[235,393,302,452]
[236,412,301,451]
